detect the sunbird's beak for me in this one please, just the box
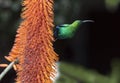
[82,20,94,23]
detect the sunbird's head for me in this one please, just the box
[71,20,81,27]
[71,20,94,27]
[73,20,81,23]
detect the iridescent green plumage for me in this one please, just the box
[54,20,94,39]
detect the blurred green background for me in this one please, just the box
[0,0,120,83]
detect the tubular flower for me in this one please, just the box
[4,0,58,83]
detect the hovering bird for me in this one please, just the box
[54,20,94,39]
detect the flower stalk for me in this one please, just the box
[0,0,58,83]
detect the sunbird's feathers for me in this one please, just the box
[54,20,94,39]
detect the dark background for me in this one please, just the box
[0,0,120,83]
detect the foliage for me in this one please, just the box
[57,60,120,83]
[105,0,120,12]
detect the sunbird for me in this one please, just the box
[54,20,94,39]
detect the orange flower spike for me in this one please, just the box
[4,0,58,83]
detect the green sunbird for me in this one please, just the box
[54,20,94,39]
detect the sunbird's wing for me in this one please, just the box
[54,24,69,38]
